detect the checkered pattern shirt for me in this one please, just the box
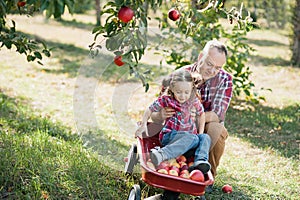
[149,95,204,140]
[185,63,233,122]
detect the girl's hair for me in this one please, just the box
[160,69,201,101]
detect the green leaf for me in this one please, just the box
[27,55,36,62]
[42,49,51,57]
[34,51,42,59]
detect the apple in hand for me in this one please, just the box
[114,55,124,66]
[189,169,204,182]
[168,8,180,21]
[118,6,134,23]
[222,184,233,193]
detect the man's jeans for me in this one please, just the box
[160,130,211,162]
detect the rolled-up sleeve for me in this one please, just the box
[149,96,167,112]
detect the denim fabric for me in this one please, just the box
[161,130,211,162]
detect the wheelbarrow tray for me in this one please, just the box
[136,123,214,196]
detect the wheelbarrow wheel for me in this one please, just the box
[124,144,138,174]
[127,184,141,200]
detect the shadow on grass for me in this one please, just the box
[0,89,75,142]
[247,38,286,47]
[0,89,129,166]
[249,54,291,67]
[226,101,300,160]
[55,18,95,31]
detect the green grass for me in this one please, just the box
[227,101,300,159]
[0,14,299,200]
[0,91,132,199]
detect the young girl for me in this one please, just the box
[135,69,211,174]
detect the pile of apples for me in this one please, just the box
[147,155,205,182]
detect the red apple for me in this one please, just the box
[222,184,232,193]
[17,1,26,7]
[176,155,187,163]
[114,55,124,66]
[157,168,168,174]
[180,169,189,175]
[118,6,134,23]
[180,164,188,171]
[169,165,180,174]
[189,170,204,182]
[146,161,156,171]
[170,162,180,168]
[188,161,194,167]
[179,173,190,179]
[168,169,179,176]
[156,161,170,171]
[168,8,180,21]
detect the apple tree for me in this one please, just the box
[92,0,260,101]
[0,0,75,64]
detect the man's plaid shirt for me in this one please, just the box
[186,63,233,122]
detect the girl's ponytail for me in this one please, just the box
[159,76,171,96]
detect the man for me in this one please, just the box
[152,39,232,194]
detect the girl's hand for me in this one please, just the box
[135,123,148,137]
[161,107,176,119]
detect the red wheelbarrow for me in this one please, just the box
[124,123,214,200]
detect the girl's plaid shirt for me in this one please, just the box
[149,95,204,141]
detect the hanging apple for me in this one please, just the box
[117,6,134,23]
[168,8,180,21]
[114,55,125,66]
[17,1,26,7]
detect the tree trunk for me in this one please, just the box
[291,0,300,67]
[95,0,101,26]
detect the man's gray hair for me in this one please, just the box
[203,39,228,57]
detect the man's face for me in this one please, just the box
[197,47,226,81]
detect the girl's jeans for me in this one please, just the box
[160,130,211,162]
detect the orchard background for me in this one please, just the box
[0,0,299,199]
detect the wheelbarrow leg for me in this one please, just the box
[161,190,180,200]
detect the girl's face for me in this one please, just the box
[171,81,193,104]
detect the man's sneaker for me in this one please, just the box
[188,160,211,174]
[205,184,213,194]
[150,147,165,167]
